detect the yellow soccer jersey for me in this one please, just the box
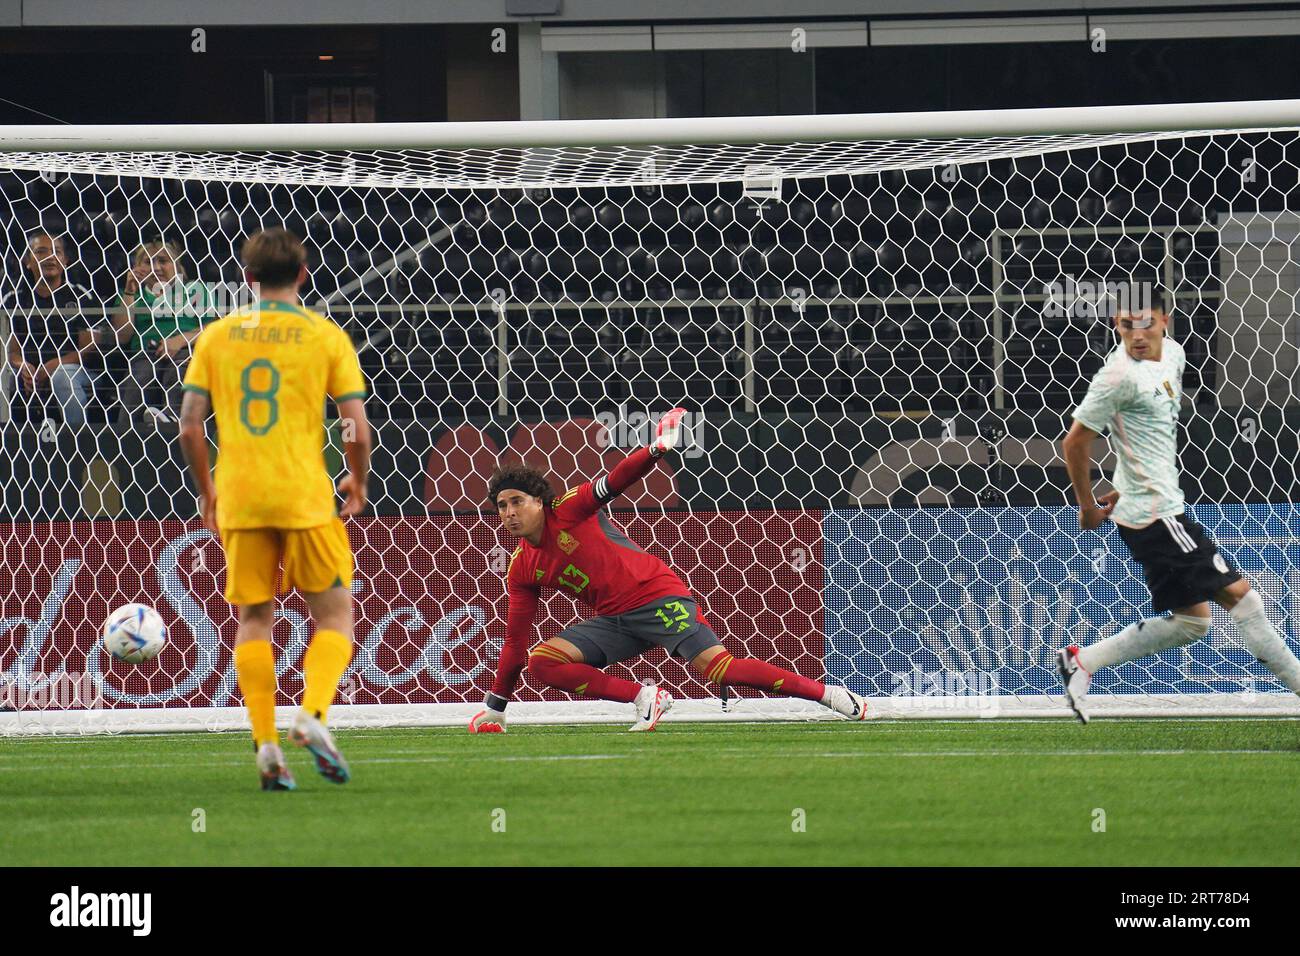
[182,299,366,530]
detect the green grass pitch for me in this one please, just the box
[2,719,1297,866]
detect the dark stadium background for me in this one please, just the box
[1,2,1297,517]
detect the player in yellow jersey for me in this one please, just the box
[178,228,371,791]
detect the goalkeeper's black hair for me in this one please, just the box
[487,462,556,509]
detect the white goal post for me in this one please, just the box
[2,98,1300,735]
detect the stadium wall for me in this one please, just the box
[4,407,1299,727]
[3,500,1298,727]
[0,511,823,716]
[825,503,1300,703]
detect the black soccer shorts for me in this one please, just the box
[1115,512,1242,613]
[558,595,723,667]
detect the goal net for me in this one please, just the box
[1,101,1299,734]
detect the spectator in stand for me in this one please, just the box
[111,239,213,425]
[1,229,100,427]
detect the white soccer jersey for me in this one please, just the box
[1071,337,1186,529]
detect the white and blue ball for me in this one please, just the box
[103,603,167,664]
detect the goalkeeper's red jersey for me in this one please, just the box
[487,446,692,702]
[504,480,690,623]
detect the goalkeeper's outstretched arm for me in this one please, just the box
[589,406,689,507]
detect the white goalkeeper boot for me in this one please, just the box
[823,686,869,721]
[629,683,672,732]
[1057,645,1092,724]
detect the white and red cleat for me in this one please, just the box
[629,683,673,732]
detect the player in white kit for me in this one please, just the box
[1058,304,1300,722]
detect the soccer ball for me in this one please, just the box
[103,603,167,664]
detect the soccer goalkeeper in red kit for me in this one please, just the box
[470,408,869,733]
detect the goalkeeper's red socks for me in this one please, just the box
[529,644,640,702]
[527,645,825,704]
[704,652,825,701]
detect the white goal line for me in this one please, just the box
[2,695,1298,736]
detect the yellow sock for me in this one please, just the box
[302,629,353,723]
[234,640,278,748]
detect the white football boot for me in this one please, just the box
[289,710,352,783]
[256,742,296,792]
[1057,645,1092,724]
[823,686,870,721]
[629,684,673,732]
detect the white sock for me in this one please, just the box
[1076,614,1210,673]
[1231,590,1300,694]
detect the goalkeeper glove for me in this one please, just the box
[652,407,688,456]
[468,705,507,734]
